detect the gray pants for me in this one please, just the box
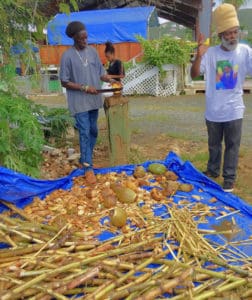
[206,118,242,184]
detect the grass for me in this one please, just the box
[165,132,206,142]
[180,151,209,171]
[131,128,142,135]
[129,114,172,122]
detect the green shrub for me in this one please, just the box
[0,91,44,177]
[34,106,74,145]
[137,35,196,75]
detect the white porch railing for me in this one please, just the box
[122,63,177,96]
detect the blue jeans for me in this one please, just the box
[206,118,242,184]
[75,110,99,172]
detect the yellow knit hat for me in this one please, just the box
[213,3,239,34]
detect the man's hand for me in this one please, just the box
[190,33,209,79]
[86,86,98,94]
[100,74,116,84]
[196,33,209,58]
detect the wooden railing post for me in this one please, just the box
[104,95,130,166]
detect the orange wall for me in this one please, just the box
[39,42,143,66]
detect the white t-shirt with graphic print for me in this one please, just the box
[200,44,252,122]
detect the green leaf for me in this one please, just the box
[0,91,44,177]
[137,35,195,72]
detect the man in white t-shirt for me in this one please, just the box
[191,3,252,192]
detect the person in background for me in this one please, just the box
[60,21,113,185]
[190,3,252,193]
[104,41,125,82]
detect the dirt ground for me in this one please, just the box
[29,93,252,204]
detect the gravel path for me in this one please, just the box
[127,94,252,147]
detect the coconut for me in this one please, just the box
[103,194,117,208]
[148,163,167,175]
[110,183,137,203]
[164,170,178,181]
[116,187,137,204]
[110,207,127,227]
[133,166,146,178]
[178,183,194,192]
[110,182,123,194]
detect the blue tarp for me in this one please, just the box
[10,42,39,55]
[1,151,252,255]
[47,6,158,45]
[1,151,252,215]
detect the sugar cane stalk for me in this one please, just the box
[0,253,106,300]
[0,223,44,244]
[193,278,248,300]
[0,200,34,221]
[88,248,171,300]
[0,228,17,247]
[39,266,100,300]
[135,268,193,300]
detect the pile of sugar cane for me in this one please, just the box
[0,169,252,299]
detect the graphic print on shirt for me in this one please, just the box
[216,60,238,90]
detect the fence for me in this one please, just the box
[122,63,177,96]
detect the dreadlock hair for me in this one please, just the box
[65,21,86,38]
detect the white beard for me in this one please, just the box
[221,36,239,51]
